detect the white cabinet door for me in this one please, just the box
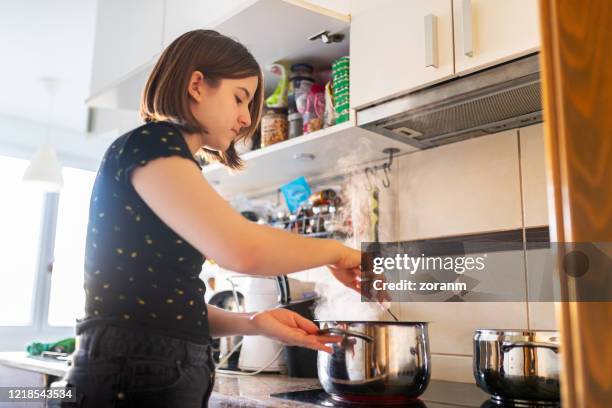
[350,0,454,109]
[453,0,540,74]
[163,0,252,46]
[90,0,164,96]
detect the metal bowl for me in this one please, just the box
[317,321,430,404]
[473,329,561,406]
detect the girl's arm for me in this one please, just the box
[131,156,361,285]
[207,305,256,337]
[207,305,341,353]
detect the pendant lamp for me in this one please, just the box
[23,77,63,191]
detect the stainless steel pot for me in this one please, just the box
[317,321,430,404]
[473,329,561,406]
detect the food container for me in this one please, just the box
[289,63,315,116]
[288,112,303,139]
[473,329,561,406]
[317,321,430,404]
[302,84,325,134]
[261,108,288,147]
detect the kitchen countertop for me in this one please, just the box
[0,353,321,406]
[211,372,322,407]
[0,353,492,407]
[0,351,70,377]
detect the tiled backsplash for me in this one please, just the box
[301,123,556,383]
[402,123,556,382]
[397,129,523,240]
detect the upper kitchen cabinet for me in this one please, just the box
[89,0,164,97]
[349,0,455,109]
[452,0,540,75]
[162,0,251,46]
[292,0,350,16]
[163,0,350,46]
[87,0,350,111]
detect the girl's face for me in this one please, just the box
[188,72,258,152]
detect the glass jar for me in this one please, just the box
[288,112,303,139]
[289,63,315,116]
[261,108,288,147]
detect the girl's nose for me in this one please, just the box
[239,110,251,129]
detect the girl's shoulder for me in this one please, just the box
[132,120,183,138]
[119,121,185,150]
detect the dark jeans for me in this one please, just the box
[57,325,215,408]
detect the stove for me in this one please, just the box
[270,380,561,408]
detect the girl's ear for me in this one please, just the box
[187,70,205,102]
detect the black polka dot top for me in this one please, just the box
[77,121,210,344]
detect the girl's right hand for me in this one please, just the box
[327,243,362,292]
[327,242,392,303]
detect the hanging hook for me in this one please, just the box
[382,148,400,170]
[382,163,391,188]
[364,167,375,191]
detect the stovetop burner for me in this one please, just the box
[270,380,562,408]
[270,389,427,407]
[481,395,561,408]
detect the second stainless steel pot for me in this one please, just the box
[474,329,561,406]
[317,321,430,404]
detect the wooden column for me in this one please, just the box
[538,1,612,407]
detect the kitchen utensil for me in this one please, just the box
[367,181,399,322]
[369,182,380,243]
[378,300,400,322]
[317,321,430,404]
[473,329,561,406]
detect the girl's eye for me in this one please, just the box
[235,96,242,104]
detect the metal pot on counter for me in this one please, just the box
[317,321,430,405]
[473,329,561,406]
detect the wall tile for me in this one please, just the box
[399,301,528,356]
[526,247,559,330]
[397,131,523,240]
[519,124,549,227]
[430,354,474,383]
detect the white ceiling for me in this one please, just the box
[0,0,97,133]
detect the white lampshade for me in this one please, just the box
[23,144,64,191]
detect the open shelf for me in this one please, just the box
[203,120,416,197]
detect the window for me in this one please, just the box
[0,156,46,326]
[47,167,96,326]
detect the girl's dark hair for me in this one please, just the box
[140,29,263,170]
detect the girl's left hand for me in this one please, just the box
[249,308,342,353]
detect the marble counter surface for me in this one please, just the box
[211,372,322,407]
[0,352,321,406]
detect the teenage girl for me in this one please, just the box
[62,29,361,408]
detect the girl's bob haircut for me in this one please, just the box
[140,29,264,170]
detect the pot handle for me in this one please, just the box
[501,341,559,353]
[318,328,374,343]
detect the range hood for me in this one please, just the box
[357,54,542,149]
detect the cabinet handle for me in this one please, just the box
[462,0,473,57]
[424,14,439,68]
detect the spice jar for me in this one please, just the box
[261,108,288,147]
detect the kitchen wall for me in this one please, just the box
[296,123,556,383]
[395,123,555,382]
